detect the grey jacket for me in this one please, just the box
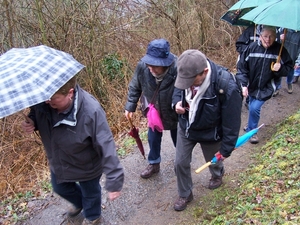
[125,59,178,130]
[28,85,124,192]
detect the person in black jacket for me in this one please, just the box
[172,49,242,211]
[236,25,293,144]
[236,24,260,56]
[125,39,178,179]
[21,77,124,224]
[236,24,260,109]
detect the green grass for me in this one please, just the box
[190,111,300,225]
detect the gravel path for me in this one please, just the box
[21,81,300,225]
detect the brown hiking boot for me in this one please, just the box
[140,163,160,179]
[208,176,223,189]
[173,192,193,211]
[67,206,82,218]
[81,216,109,225]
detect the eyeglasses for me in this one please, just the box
[260,35,276,39]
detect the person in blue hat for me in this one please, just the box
[124,38,178,178]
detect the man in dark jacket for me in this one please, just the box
[172,49,242,211]
[21,77,124,224]
[125,38,178,179]
[236,25,293,144]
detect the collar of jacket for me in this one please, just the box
[53,85,79,127]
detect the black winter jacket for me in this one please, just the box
[125,59,178,130]
[172,60,242,157]
[236,40,293,101]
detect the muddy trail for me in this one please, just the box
[19,82,300,225]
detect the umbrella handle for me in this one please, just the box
[271,28,286,71]
[195,161,212,174]
[21,112,41,138]
[127,116,134,129]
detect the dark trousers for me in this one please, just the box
[50,171,101,221]
[174,125,223,197]
[147,128,177,164]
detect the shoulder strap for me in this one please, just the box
[216,67,240,102]
[150,81,162,104]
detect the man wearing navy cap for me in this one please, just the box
[125,39,178,178]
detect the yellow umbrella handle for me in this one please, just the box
[271,28,286,71]
[195,161,212,174]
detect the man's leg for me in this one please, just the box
[173,125,196,211]
[200,141,224,189]
[287,69,294,94]
[51,171,83,210]
[247,97,265,144]
[79,175,102,221]
[247,98,265,131]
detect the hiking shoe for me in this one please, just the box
[67,206,82,218]
[287,84,293,94]
[250,134,259,144]
[173,192,193,211]
[243,124,248,132]
[273,89,279,97]
[208,176,223,189]
[82,216,110,225]
[140,163,160,179]
[82,217,102,225]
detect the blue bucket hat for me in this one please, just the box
[141,39,175,67]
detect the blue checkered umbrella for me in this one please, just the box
[0,45,85,119]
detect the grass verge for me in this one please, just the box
[190,111,300,224]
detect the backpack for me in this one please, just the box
[216,67,242,102]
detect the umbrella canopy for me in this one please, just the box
[220,0,278,26]
[195,124,264,174]
[128,117,146,159]
[0,45,84,119]
[241,0,300,31]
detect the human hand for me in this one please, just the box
[280,34,285,41]
[108,191,121,201]
[175,101,186,114]
[272,62,281,71]
[21,116,35,134]
[215,151,226,161]
[125,110,133,120]
[242,86,248,98]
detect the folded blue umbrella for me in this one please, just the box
[195,124,264,174]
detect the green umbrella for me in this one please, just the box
[241,0,300,31]
[220,0,278,26]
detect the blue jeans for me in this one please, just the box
[246,97,265,131]
[147,128,177,164]
[51,171,101,221]
[275,69,294,89]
